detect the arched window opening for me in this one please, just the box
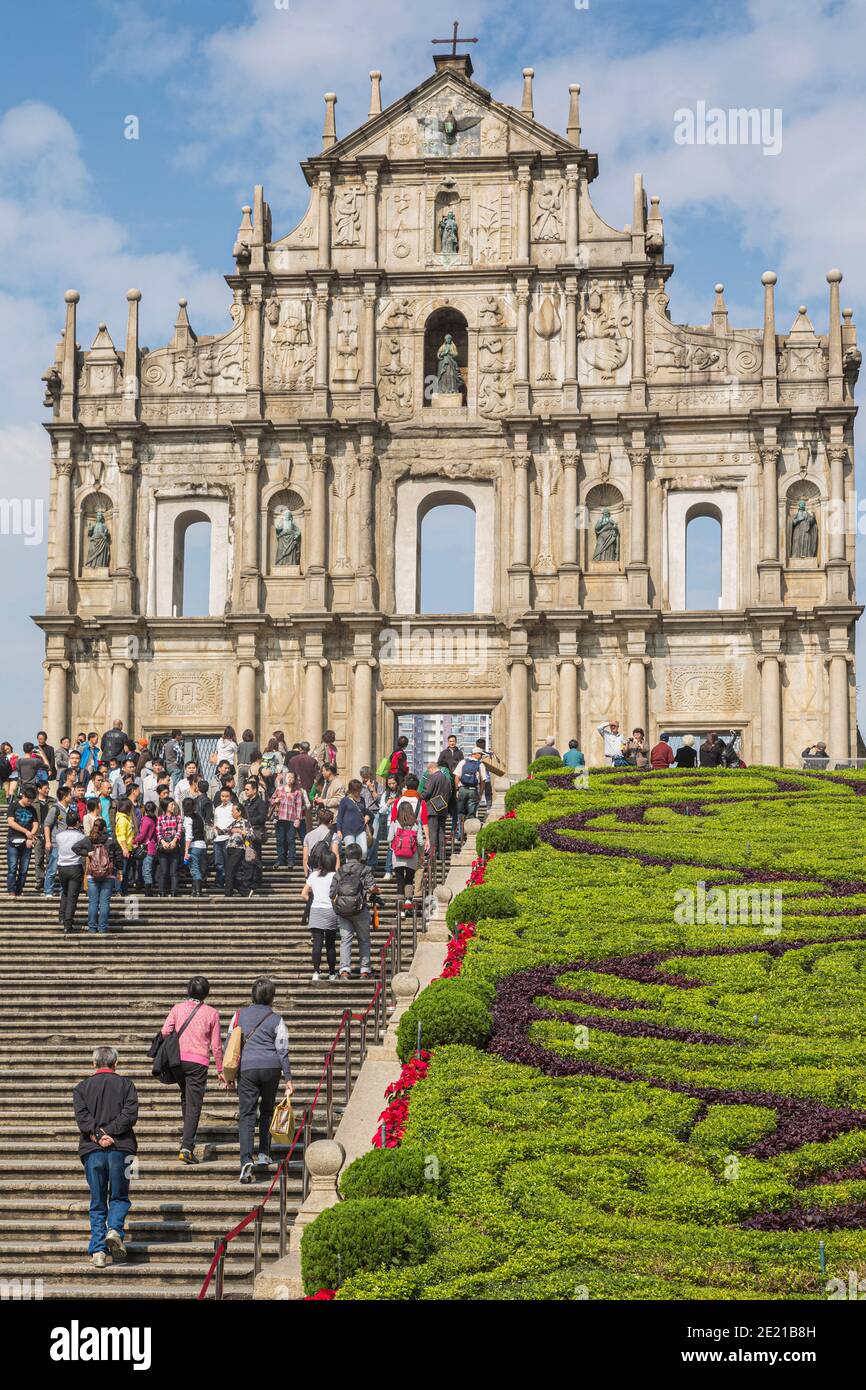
[418,497,476,613]
[423,307,468,406]
[173,512,212,617]
[685,507,722,610]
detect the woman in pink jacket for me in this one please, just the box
[133,800,158,895]
[160,976,228,1164]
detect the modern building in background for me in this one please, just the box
[397,712,492,776]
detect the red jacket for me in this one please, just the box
[650,742,675,769]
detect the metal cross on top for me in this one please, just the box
[432,20,478,57]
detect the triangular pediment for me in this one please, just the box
[316,67,576,165]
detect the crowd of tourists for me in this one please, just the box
[532,725,749,770]
[2,723,495,929]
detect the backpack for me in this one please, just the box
[330,862,367,918]
[375,754,391,778]
[460,758,480,788]
[308,828,336,870]
[148,1002,203,1085]
[89,842,113,881]
[391,801,420,858]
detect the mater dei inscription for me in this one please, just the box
[36,45,860,770]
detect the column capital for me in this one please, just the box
[317,170,333,193]
[506,654,533,670]
[561,449,581,470]
[555,654,583,668]
[758,445,781,467]
[350,656,379,671]
[310,453,330,473]
[826,443,849,464]
[43,659,71,672]
[512,451,532,470]
[364,169,379,192]
[565,165,579,188]
[237,657,262,671]
[627,448,649,469]
[54,455,75,477]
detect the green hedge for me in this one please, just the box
[527,755,564,776]
[476,818,538,854]
[301,1196,435,1293]
[340,1145,448,1200]
[446,884,518,932]
[504,779,549,811]
[396,977,493,1062]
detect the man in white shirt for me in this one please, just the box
[211,790,236,890]
[597,721,624,765]
[173,760,199,806]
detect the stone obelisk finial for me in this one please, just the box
[761,271,778,407]
[827,269,843,405]
[368,71,382,119]
[567,84,581,145]
[322,92,337,150]
[521,68,534,118]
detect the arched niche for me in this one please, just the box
[395,480,494,614]
[667,489,738,610]
[266,487,307,572]
[151,494,230,617]
[78,491,114,574]
[685,502,723,610]
[584,483,624,569]
[784,479,821,563]
[423,307,468,406]
[433,188,460,253]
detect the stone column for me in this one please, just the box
[761,271,778,408]
[828,652,850,764]
[558,656,579,748]
[628,448,648,565]
[827,269,843,406]
[564,279,578,382]
[121,289,141,422]
[237,660,259,738]
[630,276,646,408]
[514,279,528,378]
[110,660,132,732]
[512,451,531,568]
[507,655,531,777]
[761,446,780,562]
[304,657,326,740]
[314,281,330,392]
[317,173,332,270]
[357,440,375,575]
[113,440,137,613]
[516,167,531,266]
[52,452,74,579]
[364,170,378,266]
[352,657,375,771]
[242,446,261,574]
[246,287,263,418]
[308,454,328,571]
[361,287,376,389]
[60,290,79,423]
[45,659,70,745]
[565,166,579,262]
[759,654,782,766]
[627,657,648,737]
[827,443,847,564]
[560,448,579,566]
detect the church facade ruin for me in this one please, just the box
[36,50,861,770]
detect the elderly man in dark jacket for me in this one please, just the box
[72,1047,138,1268]
[422,762,453,864]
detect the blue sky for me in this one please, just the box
[0,0,863,743]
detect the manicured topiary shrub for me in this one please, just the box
[476,817,538,854]
[527,754,564,776]
[446,883,518,932]
[300,1196,435,1294]
[505,778,548,811]
[340,1145,448,1200]
[396,977,493,1062]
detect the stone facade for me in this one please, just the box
[36,53,861,769]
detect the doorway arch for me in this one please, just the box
[418,494,476,614]
[685,503,723,610]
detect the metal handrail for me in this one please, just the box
[198,926,401,1300]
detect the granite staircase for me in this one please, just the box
[0,840,420,1300]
